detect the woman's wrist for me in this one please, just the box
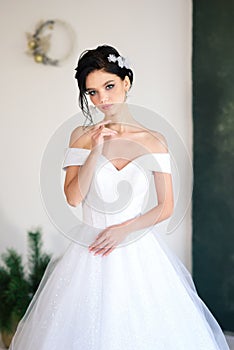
[117,216,139,236]
[90,145,103,157]
[87,149,101,161]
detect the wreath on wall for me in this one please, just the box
[26,19,76,66]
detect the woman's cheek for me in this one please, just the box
[90,96,98,105]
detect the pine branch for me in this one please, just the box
[0,228,51,332]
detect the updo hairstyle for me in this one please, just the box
[74,45,134,125]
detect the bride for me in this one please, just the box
[9,45,230,349]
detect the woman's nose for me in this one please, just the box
[99,92,109,104]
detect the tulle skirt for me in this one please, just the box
[9,227,230,350]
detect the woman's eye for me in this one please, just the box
[106,84,114,90]
[86,90,96,96]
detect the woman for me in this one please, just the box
[9,45,230,349]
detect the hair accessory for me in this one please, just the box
[107,54,130,69]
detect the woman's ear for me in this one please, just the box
[124,75,131,91]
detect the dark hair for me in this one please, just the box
[74,45,134,126]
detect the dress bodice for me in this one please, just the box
[62,147,172,229]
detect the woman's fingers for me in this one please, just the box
[94,243,116,256]
[91,128,117,147]
[103,247,115,256]
[89,233,108,249]
[89,120,117,135]
[89,238,106,250]
[89,235,117,256]
[88,120,118,149]
[89,225,121,256]
[92,127,117,137]
[93,120,112,130]
[88,229,118,257]
[89,234,113,251]
[92,129,117,138]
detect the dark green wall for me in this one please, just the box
[192,1,234,331]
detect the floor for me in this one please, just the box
[226,334,234,349]
[0,334,233,349]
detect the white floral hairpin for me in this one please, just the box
[107,54,130,69]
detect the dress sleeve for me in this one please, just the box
[62,148,91,171]
[138,153,172,174]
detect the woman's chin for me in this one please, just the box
[98,102,125,116]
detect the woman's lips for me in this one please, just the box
[100,104,113,110]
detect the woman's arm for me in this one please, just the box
[64,121,117,206]
[122,131,174,232]
[118,171,174,234]
[64,149,100,207]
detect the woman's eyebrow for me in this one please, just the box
[103,79,115,86]
[86,80,115,91]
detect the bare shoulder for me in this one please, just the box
[131,121,168,153]
[69,125,93,148]
[144,129,168,153]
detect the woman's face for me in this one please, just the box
[85,69,130,115]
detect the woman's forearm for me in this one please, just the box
[65,150,100,206]
[120,200,174,236]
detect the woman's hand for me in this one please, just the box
[88,224,128,257]
[89,120,117,153]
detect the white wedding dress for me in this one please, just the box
[9,147,230,350]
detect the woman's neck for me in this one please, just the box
[103,104,138,133]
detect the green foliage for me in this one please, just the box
[27,230,51,296]
[0,229,51,332]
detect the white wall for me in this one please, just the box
[0,0,193,270]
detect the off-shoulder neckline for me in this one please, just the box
[66,147,170,173]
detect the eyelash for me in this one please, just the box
[86,84,115,96]
[86,90,96,96]
[106,84,114,90]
